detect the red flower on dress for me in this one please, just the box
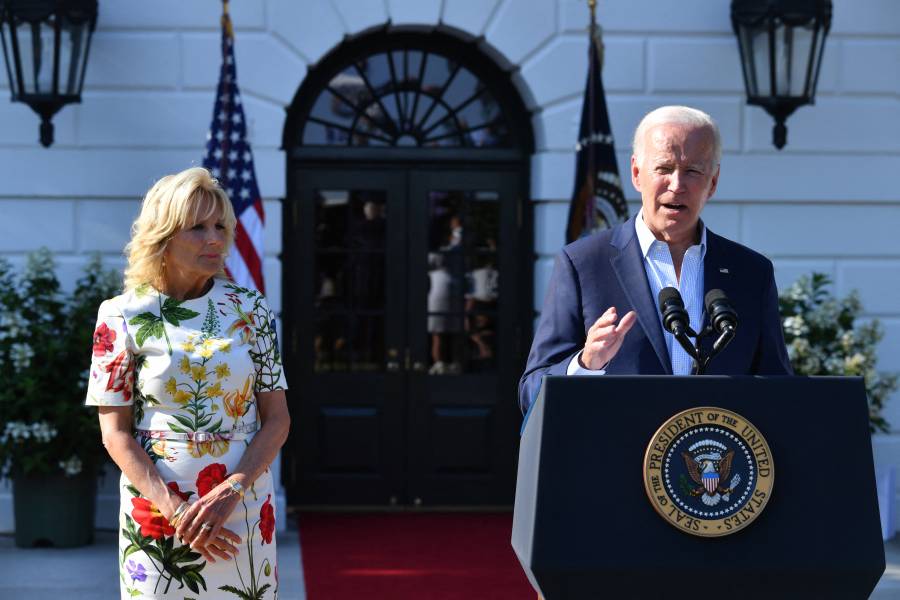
[131,497,174,540]
[104,349,134,403]
[195,463,228,498]
[166,481,193,502]
[259,494,274,545]
[92,323,116,356]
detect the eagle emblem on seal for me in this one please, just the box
[682,439,743,507]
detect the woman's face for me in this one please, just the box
[164,201,227,282]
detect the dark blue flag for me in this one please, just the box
[565,22,628,243]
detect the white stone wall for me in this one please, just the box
[0,0,897,529]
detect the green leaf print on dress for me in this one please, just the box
[201,298,222,338]
[129,293,200,354]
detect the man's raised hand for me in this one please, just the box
[580,307,637,370]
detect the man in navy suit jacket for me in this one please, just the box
[519,106,792,416]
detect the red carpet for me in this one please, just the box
[299,512,536,600]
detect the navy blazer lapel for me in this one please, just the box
[610,219,672,373]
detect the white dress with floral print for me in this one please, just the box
[86,279,287,599]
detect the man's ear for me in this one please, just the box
[707,163,720,199]
[630,155,641,192]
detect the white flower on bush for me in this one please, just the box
[10,342,34,371]
[0,421,58,444]
[839,330,856,353]
[782,315,809,337]
[844,352,867,374]
[58,455,82,477]
[23,247,55,280]
[0,310,28,341]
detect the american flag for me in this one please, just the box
[202,4,265,293]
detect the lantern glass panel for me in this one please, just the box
[1,26,14,92]
[773,22,815,97]
[809,28,827,97]
[14,19,54,95]
[59,18,87,95]
[748,27,769,97]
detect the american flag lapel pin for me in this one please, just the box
[719,267,730,274]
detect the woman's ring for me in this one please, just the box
[200,522,213,531]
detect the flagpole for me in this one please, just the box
[585,0,597,231]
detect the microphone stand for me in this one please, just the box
[684,324,735,375]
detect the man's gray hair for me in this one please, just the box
[632,105,722,166]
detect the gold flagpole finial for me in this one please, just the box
[221,0,233,37]
[587,0,603,69]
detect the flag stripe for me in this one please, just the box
[201,10,266,294]
[232,218,264,292]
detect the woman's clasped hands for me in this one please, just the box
[169,479,244,563]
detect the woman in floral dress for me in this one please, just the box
[86,167,289,598]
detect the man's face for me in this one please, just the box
[631,123,719,244]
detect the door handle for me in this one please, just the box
[387,348,400,372]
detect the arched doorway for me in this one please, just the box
[282,28,534,506]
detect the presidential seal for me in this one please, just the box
[642,407,774,537]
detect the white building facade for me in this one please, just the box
[1,0,898,532]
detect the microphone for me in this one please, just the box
[704,289,738,334]
[658,287,690,337]
[704,289,738,354]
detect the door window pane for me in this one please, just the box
[314,190,387,372]
[426,191,500,375]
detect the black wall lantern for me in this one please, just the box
[0,0,98,147]
[731,0,832,149]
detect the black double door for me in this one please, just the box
[284,166,527,506]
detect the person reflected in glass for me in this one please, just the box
[466,237,499,370]
[427,213,464,375]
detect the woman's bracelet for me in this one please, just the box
[226,477,245,499]
[169,501,190,527]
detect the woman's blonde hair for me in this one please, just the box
[123,167,236,292]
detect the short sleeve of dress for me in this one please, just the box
[85,299,136,406]
[251,293,288,393]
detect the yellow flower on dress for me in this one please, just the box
[179,356,191,374]
[218,339,232,353]
[207,382,224,398]
[223,375,253,421]
[197,344,214,359]
[173,390,192,405]
[214,363,231,379]
[164,377,177,395]
[151,440,170,460]
[188,439,229,459]
[181,340,195,353]
[190,365,207,382]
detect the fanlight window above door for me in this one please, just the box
[302,49,512,148]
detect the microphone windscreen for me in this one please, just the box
[658,286,684,312]
[704,288,728,311]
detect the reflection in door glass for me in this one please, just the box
[426,191,499,375]
[314,189,386,372]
